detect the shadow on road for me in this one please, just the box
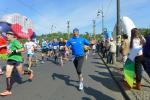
[83,87,115,100]
[92,57,100,60]
[91,61,104,65]
[51,73,78,90]
[89,73,121,92]
[95,71,123,84]
[11,69,30,86]
[51,73,115,100]
[95,65,107,69]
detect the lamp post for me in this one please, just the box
[93,20,96,39]
[51,24,54,34]
[116,0,120,57]
[97,9,104,34]
[67,20,70,39]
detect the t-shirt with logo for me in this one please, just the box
[66,36,90,57]
[59,42,66,51]
[7,39,23,62]
[41,41,48,49]
[24,41,37,54]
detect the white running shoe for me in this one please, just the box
[0,68,4,75]
[79,82,84,90]
[41,61,44,64]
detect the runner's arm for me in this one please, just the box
[0,45,7,48]
[84,39,90,46]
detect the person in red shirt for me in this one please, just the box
[0,32,7,75]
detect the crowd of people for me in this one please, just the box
[0,27,150,96]
[0,28,93,96]
[98,28,150,90]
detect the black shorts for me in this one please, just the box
[7,59,22,67]
[42,48,48,53]
[53,49,59,54]
[59,51,65,56]
[48,48,52,51]
[73,56,84,75]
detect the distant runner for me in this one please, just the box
[24,38,37,71]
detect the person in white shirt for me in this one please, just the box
[24,38,37,71]
[129,28,149,90]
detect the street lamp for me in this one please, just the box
[50,24,56,34]
[116,0,120,57]
[67,20,70,39]
[97,9,104,34]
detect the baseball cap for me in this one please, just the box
[6,31,14,35]
[73,28,79,33]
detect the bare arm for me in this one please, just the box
[0,45,7,48]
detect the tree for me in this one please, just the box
[139,28,150,37]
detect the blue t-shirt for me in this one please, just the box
[52,42,59,50]
[48,42,53,49]
[66,36,90,57]
[41,41,48,49]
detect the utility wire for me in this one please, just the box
[16,0,43,18]
[104,0,113,18]
[16,0,54,33]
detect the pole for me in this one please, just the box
[97,9,104,34]
[116,0,120,57]
[93,20,96,39]
[67,21,70,39]
[101,7,104,34]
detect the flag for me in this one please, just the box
[123,58,135,87]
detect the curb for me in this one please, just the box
[98,52,131,100]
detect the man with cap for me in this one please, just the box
[0,31,33,96]
[66,28,90,90]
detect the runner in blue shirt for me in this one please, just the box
[52,38,59,62]
[66,28,90,90]
[47,41,53,58]
[41,39,48,63]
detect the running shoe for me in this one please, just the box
[29,70,33,81]
[79,82,84,90]
[0,90,12,96]
[41,61,45,64]
[0,68,4,75]
[27,67,31,71]
[0,71,4,75]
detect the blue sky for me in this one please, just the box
[0,0,150,35]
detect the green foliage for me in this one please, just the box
[36,32,103,43]
[139,28,150,37]
[37,33,70,43]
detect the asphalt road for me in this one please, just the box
[0,54,125,100]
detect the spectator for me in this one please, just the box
[120,34,129,65]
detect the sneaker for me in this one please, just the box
[0,71,4,75]
[29,70,33,81]
[0,68,3,75]
[79,82,84,90]
[41,61,44,64]
[0,90,12,96]
[28,67,31,71]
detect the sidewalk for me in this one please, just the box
[101,55,150,100]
